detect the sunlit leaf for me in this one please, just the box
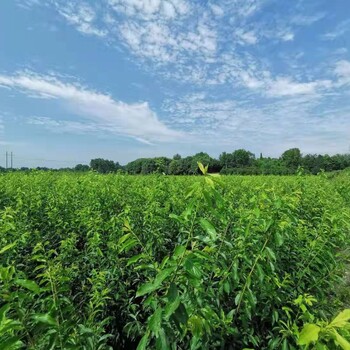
[298,324,320,345]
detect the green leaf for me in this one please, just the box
[136,333,149,350]
[173,245,186,258]
[153,267,175,286]
[149,307,162,335]
[199,218,217,241]
[15,279,41,294]
[0,304,10,322]
[78,324,94,336]
[127,253,146,266]
[32,314,58,327]
[197,162,207,175]
[235,292,241,306]
[0,242,16,255]
[0,336,23,350]
[184,257,202,279]
[173,303,188,325]
[118,233,131,245]
[156,328,169,350]
[332,330,350,350]
[136,268,174,297]
[188,315,203,338]
[169,213,179,221]
[165,295,181,320]
[281,338,289,350]
[274,232,283,247]
[160,256,169,269]
[265,247,276,261]
[119,239,138,253]
[223,280,230,294]
[136,282,157,297]
[167,283,178,302]
[330,309,350,328]
[298,324,320,345]
[256,263,265,284]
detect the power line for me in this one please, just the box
[4,151,14,169]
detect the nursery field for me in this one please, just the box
[1,170,350,349]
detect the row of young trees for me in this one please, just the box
[77,148,350,175]
[4,149,349,175]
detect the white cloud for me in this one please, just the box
[266,77,329,97]
[15,0,40,9]
[163,90,350,155]
[209,4,224,17]
[239,71,264,89]
[236,0,261,18]
[55,1,107,37]
[280,32,294,42]
[291,13,325,26]
[108,0,190,20]
[334,60,350,85]
[322,19,350,40]
[0,72,182,143]
[118,18,217,64]
[235,30,258,45]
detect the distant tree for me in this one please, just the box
[302,154,325,174]
[209,159,222,173]
[256,157,289,175]
[74,164,90,172]
[154,157,171,174]
[168,159,183,175]
[90,158,120,174]
[219,152,234,168]
[173,154,182,160]
[281,148,302,170]
[232,149,255,167]
[141,159,157,174]
[219,149,255,168]
[125,159,144,174]
[36,167,50,171]
[125,157,170,175]
[190,152,212,174]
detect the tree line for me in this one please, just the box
[4,148,350,175]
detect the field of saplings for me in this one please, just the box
[1,168,350,349]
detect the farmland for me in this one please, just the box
[1,170,350,349]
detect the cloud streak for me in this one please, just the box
[0,72,182,143]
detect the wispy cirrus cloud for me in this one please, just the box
[163,88,350,155]
[322,19,350,40]
[23,0,334,90]
[12,0,350,155]
[0,71,182,143]
[56,2,107,37]
[334,60,350,85]
[107,0,190,20]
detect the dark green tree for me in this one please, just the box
[173,154,182,160]
[90,158,121,174]
[74,164,90,172]
[280,148,302,170]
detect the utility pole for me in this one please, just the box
[5,151,8,169]
[10,152,13,169]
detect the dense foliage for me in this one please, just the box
[91,150,350,175]
[3,148,350,175]
[1,170,350,349]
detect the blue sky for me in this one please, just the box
[0,0,349,167]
